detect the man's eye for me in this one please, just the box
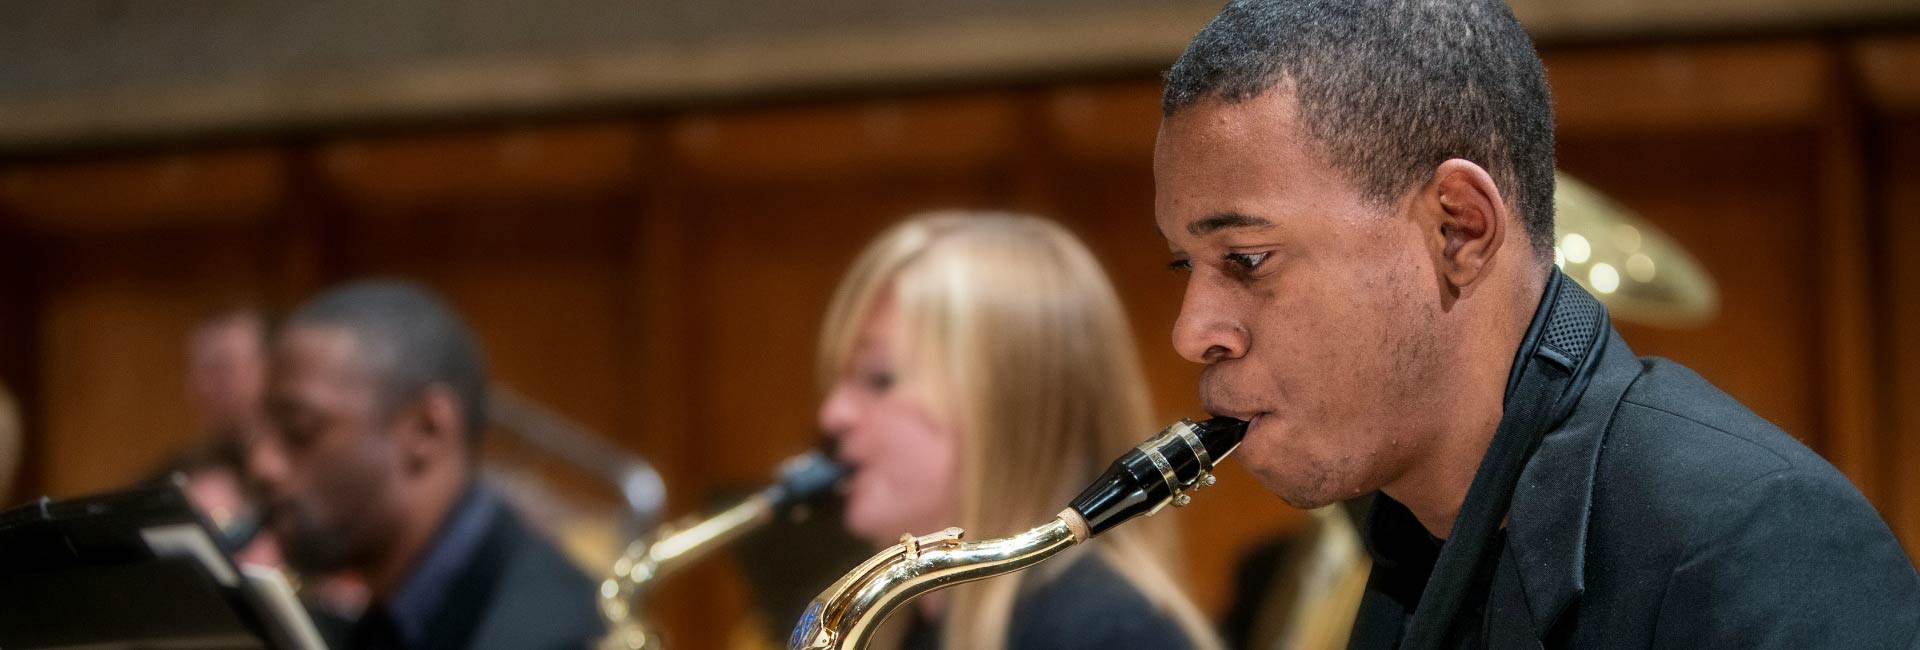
[277,424,318,450]
[269,411,325,450]
[1167,258,1193,272]
[862,370,895,392]
[1224,252,1270,270]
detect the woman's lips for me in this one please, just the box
[836,461,864,496]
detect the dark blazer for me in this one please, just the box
[362,501,602,650]
[459,505,603,649]
[441,504,601,650]
[1350,327,1920,650]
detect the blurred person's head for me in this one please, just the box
[817,213,1217,650]
[186,309,270,440]
[169,309,274,563]
[249,280,489,590]
[1154,0,1553,530]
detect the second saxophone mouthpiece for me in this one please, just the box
[768,450,849,509]
[1067,416,1249,537]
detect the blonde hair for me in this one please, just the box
[818,212,1221,650]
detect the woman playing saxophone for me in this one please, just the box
[813,212,1222,650]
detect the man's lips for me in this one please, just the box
[1198,377,1264,423]
[260,501,301,533]
[1203,404,1267,423]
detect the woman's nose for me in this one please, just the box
[817,384,862,439]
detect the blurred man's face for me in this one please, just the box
[186,314,269,437]
[1153,90,1449,509]
[250,326,403,574]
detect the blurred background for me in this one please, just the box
[1,1,1917,648]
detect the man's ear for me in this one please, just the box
[396,384,465,475]
[1420,159,1509,293]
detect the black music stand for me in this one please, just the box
[0,479,326,650]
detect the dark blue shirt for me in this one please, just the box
[360,485,499,650]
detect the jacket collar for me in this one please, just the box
[1356,275,1639,649]
[1501,325,1642,638]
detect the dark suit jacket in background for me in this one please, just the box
[346,490,604,650]
[1350,324,1920,649]
[452,503,603,649]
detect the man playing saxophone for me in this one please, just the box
[1153,1,1920,648]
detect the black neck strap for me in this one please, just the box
[1398,269,1609,650]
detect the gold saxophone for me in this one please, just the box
[601,450,846,650]
[786,417,1248,650]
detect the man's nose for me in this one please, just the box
[1172,275,1249,365]
[244,433,289,496]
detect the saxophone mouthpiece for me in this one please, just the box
[1067,416,1248,537]
[768,450,849,509]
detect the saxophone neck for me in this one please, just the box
[644,494,778,579]
[788,509,1088,650]
[600,493,778,649]
[601,450,849,650]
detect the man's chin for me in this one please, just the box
[1246,463,1348,510]
[1266,486,1343,510]
[278,529,355,575]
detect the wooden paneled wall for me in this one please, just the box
[1863,33,1920,572]
[2,34,1917,648]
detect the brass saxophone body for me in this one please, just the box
[601,450,846,650]
[787,417,1248,650]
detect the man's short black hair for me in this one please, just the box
[1164,0,1556,260]
[286,280,490,450]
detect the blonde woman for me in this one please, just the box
[817,212,1222,650]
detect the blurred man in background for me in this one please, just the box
[187,310,271,447]
[248,281,600,650]
[171,310,283,565]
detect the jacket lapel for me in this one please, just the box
[1500,329,1640,644]
[420,503,515,650]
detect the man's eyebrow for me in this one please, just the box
[1188,212,1275,236]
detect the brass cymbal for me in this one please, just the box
[1553,172,1719,328]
